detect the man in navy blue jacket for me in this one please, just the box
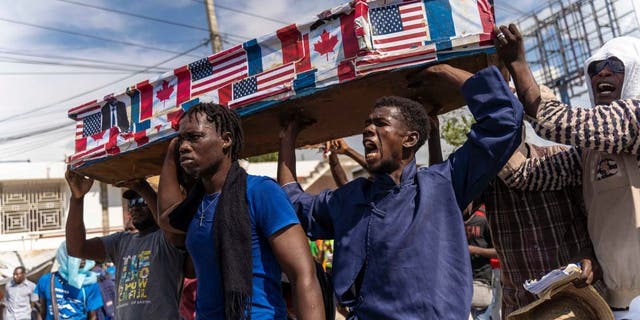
[277,64,523,319]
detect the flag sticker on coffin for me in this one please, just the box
[369,1,428,54]
[243,25,305,76]
[188,45,248,99]
[306,11,358,87]
[229,63,296,109]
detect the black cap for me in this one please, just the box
[122,190,141,200]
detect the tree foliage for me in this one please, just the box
[440,115,474,147]
[247,152,279,162]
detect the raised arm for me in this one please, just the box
[326,139,368,187]
[494,24,541,118]
[330,139,368,170]
[327,150,348,187]
[530,98,640,154]
[497,24,640,154]
[277,120,300,186]
[157,138,187,245]
[64,169,107,262]
[278,119,336,240]
[499,143,583,191]
[433,65,524,209]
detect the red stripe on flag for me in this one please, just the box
[340,12,359,58]
[191,75,245,97]
[400,5,423,14]
[136,81,154,120]
[218,84,233,106]
[377,41,424,53]
[75,137,87,152]
[192,66,247,90]
[296,33,312,72]
[174,66,191,105]
[373,29,427,44]
[337,60,355,82]
[277,24,303,64]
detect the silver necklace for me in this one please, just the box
[198,198,215,227]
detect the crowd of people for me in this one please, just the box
[2,24,640,320]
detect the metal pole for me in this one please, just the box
[204,0,224,53]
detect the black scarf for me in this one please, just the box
[169,161,252,319]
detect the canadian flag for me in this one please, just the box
[303,9,359,87]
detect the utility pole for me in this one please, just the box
[204,0,223,53]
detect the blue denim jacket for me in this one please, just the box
[283,66,523,319]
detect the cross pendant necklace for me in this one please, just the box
[199,211,205,227]
[198,198,215,227]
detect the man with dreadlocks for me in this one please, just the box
[158,102,324,320]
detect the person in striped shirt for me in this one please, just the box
[495,23,640,313]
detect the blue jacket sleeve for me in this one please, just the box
[448,66,524,209]
[282,182,335,240]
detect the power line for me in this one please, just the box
[0,56,170,73]
[0,127,71,160]
[0,17,202,58]
[0,39,210,126]
[53,0,254,42]
[0,49,172,72]
[0,71,162,75]
[0,122,73,143]
[55,0,210,31]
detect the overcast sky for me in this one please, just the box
[0,0,612,163]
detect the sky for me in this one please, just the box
[0,0,628,164]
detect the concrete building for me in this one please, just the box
[0,161,125,280]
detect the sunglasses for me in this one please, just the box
[587,58,625,77]
[128,197,146,208]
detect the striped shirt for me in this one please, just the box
[529,97,640,308]
[532,98,640,156]
[482,143,605,317]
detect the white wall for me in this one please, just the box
[0,162,125,252]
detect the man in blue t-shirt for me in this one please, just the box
[158,102,324,320]
[35,243,103,320]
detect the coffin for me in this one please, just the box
[67,0,498,183]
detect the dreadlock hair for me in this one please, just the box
[373,96,430,150]
[181,102,244,161]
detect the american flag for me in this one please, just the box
[81,113,102,137]
[369,1,427,54]
[230,63,295,108]
[189,45,247,97]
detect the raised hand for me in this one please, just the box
[493,24,526,69]
[65,169,94,199]
[328,139,349,155]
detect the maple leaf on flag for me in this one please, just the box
[313,30,339,61]
[156,80,175,108]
